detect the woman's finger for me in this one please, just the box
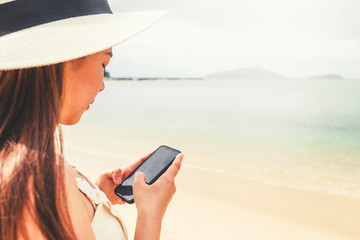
[163,153,183,179]
[133,171,146,187]
[112,168,123,184]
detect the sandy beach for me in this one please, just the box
[67,155,360,240]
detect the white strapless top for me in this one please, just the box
[74,169,128,240]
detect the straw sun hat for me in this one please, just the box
[0,0,168,70]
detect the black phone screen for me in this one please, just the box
[114,145,181,203]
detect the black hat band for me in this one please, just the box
[0,0,112,37]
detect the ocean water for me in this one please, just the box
[63,79,360,197]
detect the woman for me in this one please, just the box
[0,0,183,239]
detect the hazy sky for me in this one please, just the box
[107,0,360,79]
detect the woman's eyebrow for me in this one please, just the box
[105,51,113,58]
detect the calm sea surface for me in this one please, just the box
[63,79,360,196]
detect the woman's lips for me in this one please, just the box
[86,100,95,110]
[85,100,95,111]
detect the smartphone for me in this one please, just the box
[114,145,181,204]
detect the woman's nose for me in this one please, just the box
[99,81,105,92]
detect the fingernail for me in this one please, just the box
[116,176,122,182]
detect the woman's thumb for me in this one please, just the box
[133,171,146,186]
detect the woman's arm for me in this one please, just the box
[134,208,163,240]
[133,153,183,240]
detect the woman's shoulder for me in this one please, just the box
[63,162,97,240]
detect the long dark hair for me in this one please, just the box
[0,64,75,239]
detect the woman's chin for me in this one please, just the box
[59,114,84,126]
[59,105,90,125]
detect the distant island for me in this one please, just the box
[103,69,204,80]
[205,67,284,79]
[104,77,203,81]
[104,68,349,81]
[308,74,344,80]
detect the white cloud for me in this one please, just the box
[107,0,360,78]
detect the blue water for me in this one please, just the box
[63,79,360,196]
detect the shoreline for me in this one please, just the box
[68,156,360,240]
[64,143,360,199]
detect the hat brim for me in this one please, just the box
[0,10,169,70]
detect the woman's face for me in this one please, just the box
[60,48,112,125]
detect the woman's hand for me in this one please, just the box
[95,151,154,205]
[133,153,183,240]
[133,153,184,219]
